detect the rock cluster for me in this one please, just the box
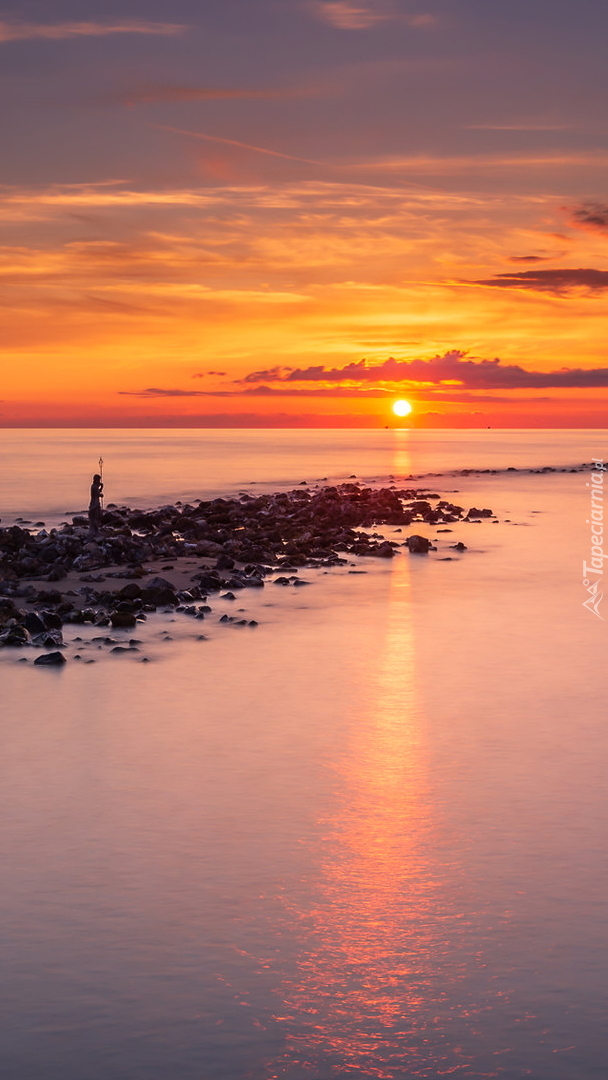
[0,483,491,654]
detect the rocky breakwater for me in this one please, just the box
[0,483,494,657]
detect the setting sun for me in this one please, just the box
[392,400,412,418]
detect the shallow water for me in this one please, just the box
[1,436,607,1078]
[0,427,603,525]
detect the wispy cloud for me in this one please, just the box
[310,2,436,30]
[352,152,608,173]
[464,123,571,132]
[122,84,301,106]
[241,366,294,383]
[244,351,608,389]
[472,268,608,294]
[119,385,393,398]
[156,125,331,166]
[312,3,386,29]
[0,20,185,43]
[507,255,552,263]
[568,201,608,233]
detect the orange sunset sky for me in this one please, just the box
[2,0,608,427]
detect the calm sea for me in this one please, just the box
[0,428,602,525]
[1,429,606,1080]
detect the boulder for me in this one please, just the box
[466,507,493,519]
[34,651,66,666]
[0,625,30,647]
[406,535,431,554]
[373,541,396,558]
[24,611,46,635]
[41,610,63,629]
[140,584,178,606]
[118,582,142,600]
[110,611,137,629]
[32,629,64,648]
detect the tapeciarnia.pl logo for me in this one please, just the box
[582,459,605,619]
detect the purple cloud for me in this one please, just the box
[569,202,608,232]
[120,388,209,397]
[507,255,547,263]
[472,268,608,294]
[262,351,608,389]
[0,20,185,43]
[241,365,294,383]
[120,84,299,106]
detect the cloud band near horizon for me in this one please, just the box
[242,351,608,389]
[0,20,185,43]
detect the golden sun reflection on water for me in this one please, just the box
[267,562,473,1079]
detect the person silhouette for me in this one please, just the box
[88,473,104,535]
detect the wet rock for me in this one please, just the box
[41,610,63,629]
[118,582,142,600]
[215,553,235,570]
[110,613,138,630]
[0,625,30,647]
[466,507,493,519]
[450,542,468,551]
[141,584,178,606]
[34,651,66,666]
[110,611,137,629]
[373,541,396,558]
[24,611,47,635]
[32,629,64,648]
[406,535,431,554]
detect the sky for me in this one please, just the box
[2,0,608,427]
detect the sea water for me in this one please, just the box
[0,428,600,526]
[0,430,606,1079]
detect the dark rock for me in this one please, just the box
[41,610,63,629]
[118,582,142,600]
[47,566,69,585]
[32,629,64,648]
[24,612,46,635]
[140,585,178,606]
[36,590,63,606]
[450,542,467,551]
[466,507,493,519]
[406,535,431,554]
[34,651,66,666]
[110,611,137,629]
[193,573,222,593]
[373,541,396,558]
[0,625,30,647]
[215,554,235,570]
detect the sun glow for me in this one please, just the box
[392,399,412,417]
